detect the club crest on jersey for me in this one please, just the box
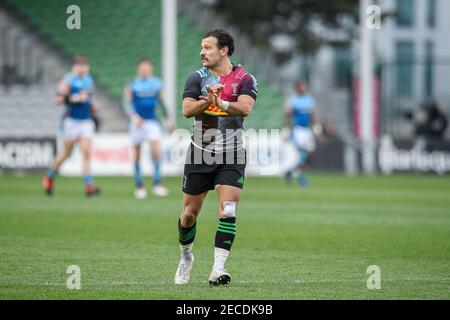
[231,83,238,96]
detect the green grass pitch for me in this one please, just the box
[0,174,449,299]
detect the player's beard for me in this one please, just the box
[202,58,219,69]
[201,57,210,67]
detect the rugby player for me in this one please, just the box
[174,29,258,286]
[123,57,171,198]
[43,54,100,197]
[284,81,316,187]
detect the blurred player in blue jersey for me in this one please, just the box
[43,55,101,197]
[284,81,316,187]
[123,57,171,199]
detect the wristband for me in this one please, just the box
[218,100,230,111]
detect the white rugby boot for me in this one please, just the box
[152,184,170,197]
[208,268,231,286]
[134,187,148,199]
[174,252,195,285]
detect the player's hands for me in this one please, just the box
[91,102,99,112]
[281,127,291,141]
[200,84,225,106]
[79,91,89,103]
[70,91,89,103]
[211,83,225,96]
[132,114,144,128]
[199,86,217,105]
[312,123,324,138]
[163,119,176,134]
[211,84,226,107]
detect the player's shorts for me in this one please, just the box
[129,119,162,145]
[292,126,316,152]
[182,143,246,195]
[62,117,95,141]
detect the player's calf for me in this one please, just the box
[175,219,197,284]
[209,201,237,286]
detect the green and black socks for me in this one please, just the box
[178,219,196,246]
[178,217,236,251]
[215,217,236,251]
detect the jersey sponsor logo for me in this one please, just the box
[203,104,229,116]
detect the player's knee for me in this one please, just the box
[62,150,72,159]
[220,201,237,219]
[181,207,198,225]
[151,153,160,162]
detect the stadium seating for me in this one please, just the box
[0,85,61,137]
[4,0,283,130]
